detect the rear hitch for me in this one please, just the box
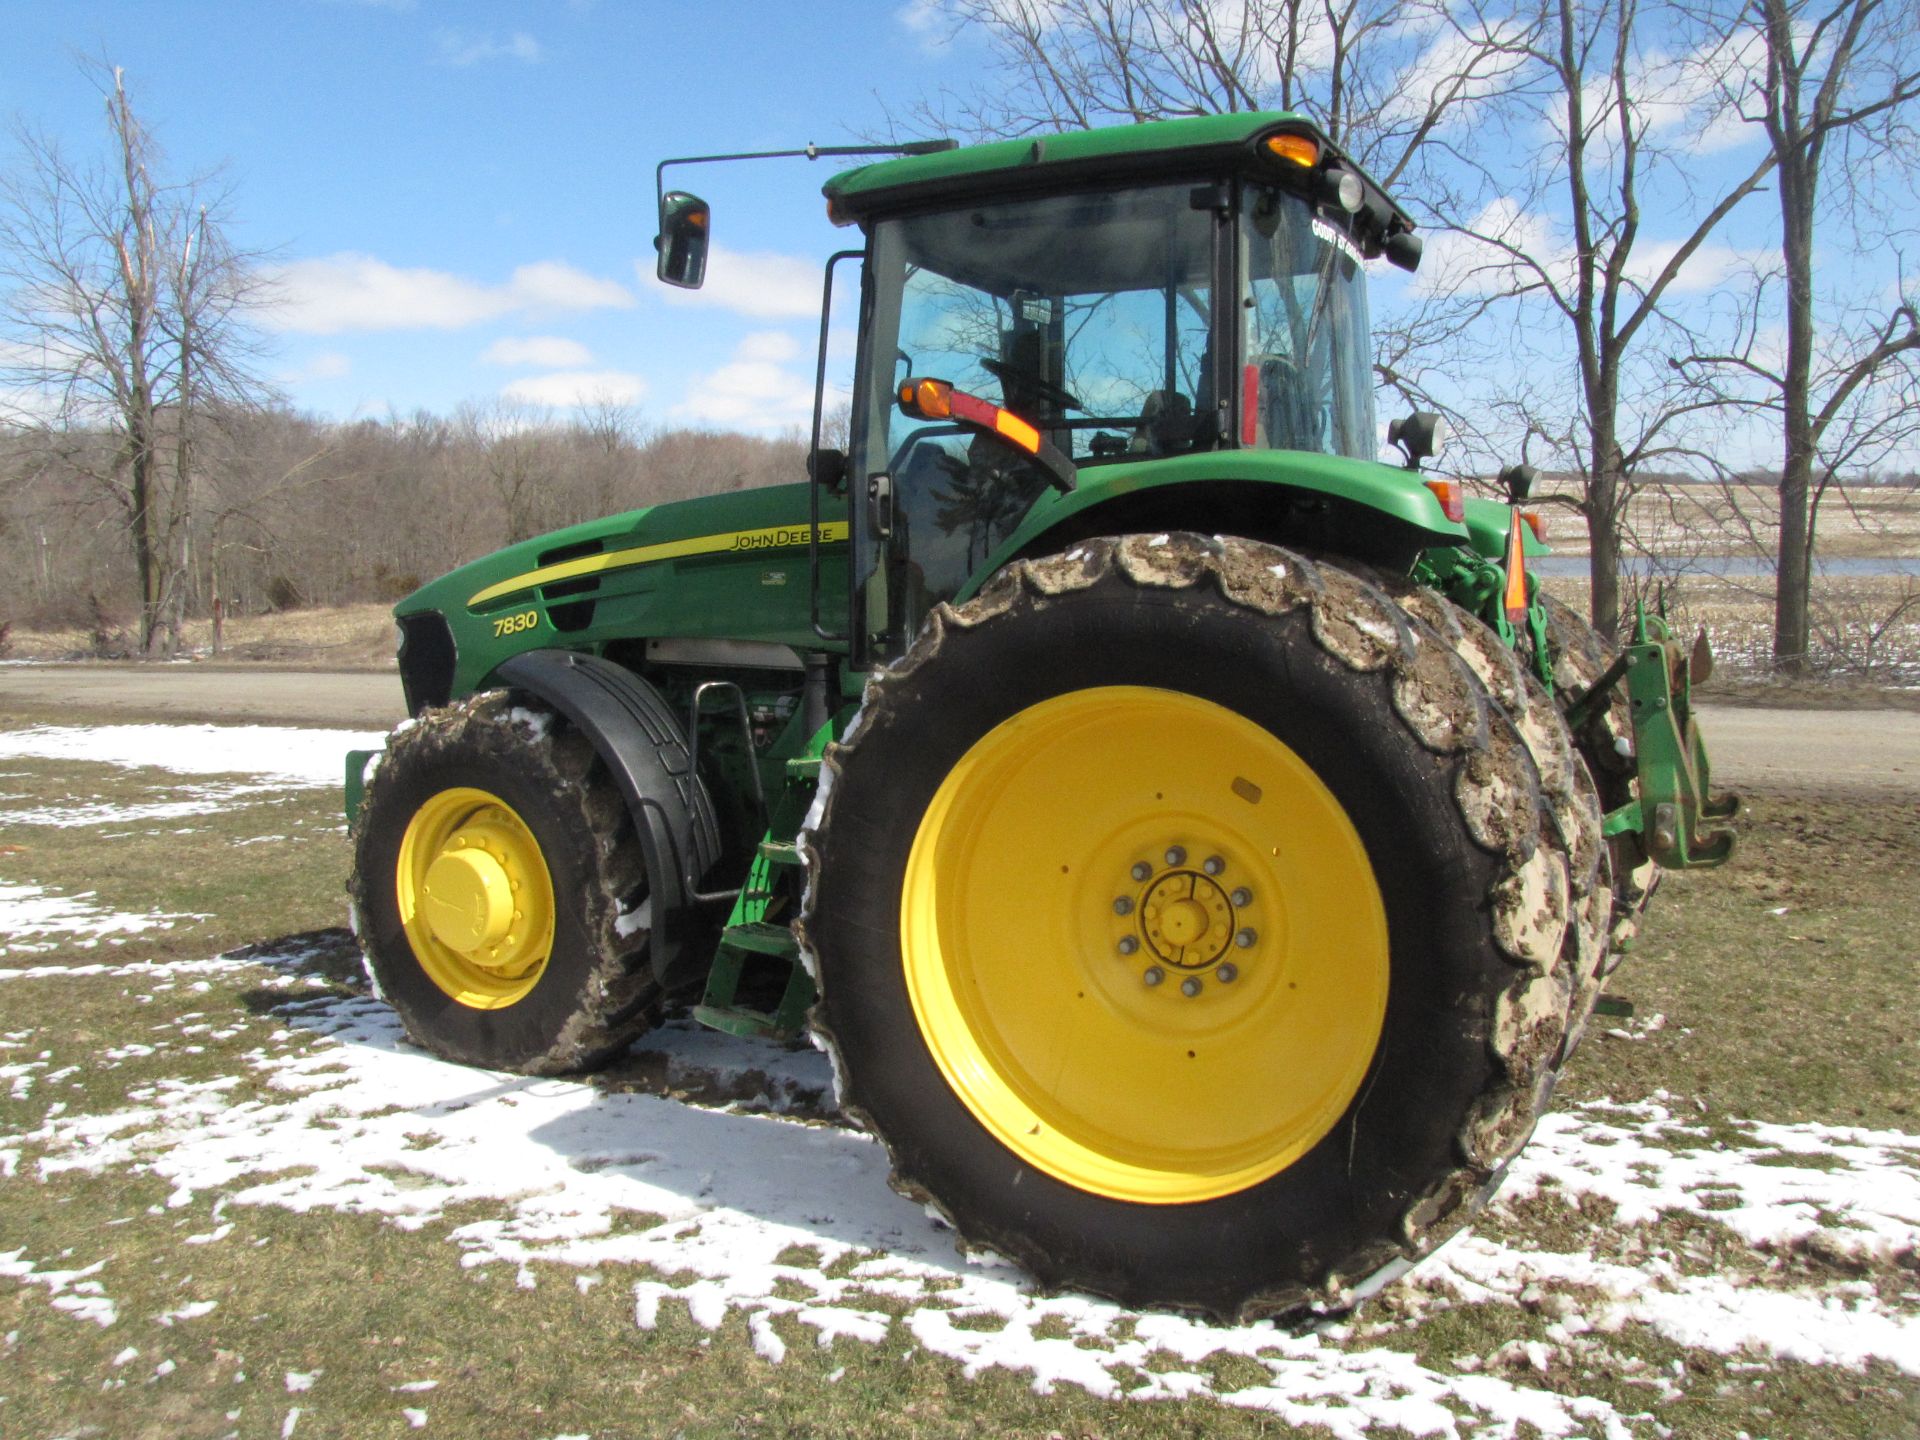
[1583,604,1739,869]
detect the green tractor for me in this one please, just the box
[345,112,1736,1320]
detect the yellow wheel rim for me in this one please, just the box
[396,787,557,1009]
[901,686,1389,1204]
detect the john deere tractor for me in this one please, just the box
[346,113,1736,1320]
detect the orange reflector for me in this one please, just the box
[900,377,954,419]
[1265,133,1320,167]
[1504,513,1529,623]
[1424,479,1464,523]
[1241,364,1259,444]
[1522,511,1546,542]
[993,409,1041,454]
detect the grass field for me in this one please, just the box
[1,714,1916,1439]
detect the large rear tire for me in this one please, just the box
[350,692,659,1074]
[801,534,1602,1320]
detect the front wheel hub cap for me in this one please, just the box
[396,787,557,1010]
[420,848,514,955]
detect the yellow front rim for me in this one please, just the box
[396,787,557,1009]
[901,687,1389,1205]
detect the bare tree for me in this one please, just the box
[1675,0,1920,672]
[0,62,271,653]
[1433,0,1784,635]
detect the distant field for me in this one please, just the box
[1527,478,1920,561]
[5,482,1915,680]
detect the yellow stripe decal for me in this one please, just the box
[467,521,851,610]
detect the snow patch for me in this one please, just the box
[0,1250,118,1327]
[0,883,200,954]
[0,724,385,788]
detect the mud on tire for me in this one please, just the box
[800,533,1607,1321]
[351,691,659,1074]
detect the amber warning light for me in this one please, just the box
[898,378,1042,455]
[895,377,1077,494]
[1264,133,1320,168]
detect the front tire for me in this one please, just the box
[802,535,1597,1320]
[351,692,659,1074]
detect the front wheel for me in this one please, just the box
[350,692,659,1074]
[801,534,1598,1320]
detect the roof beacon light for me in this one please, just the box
[1265,133,1320,168]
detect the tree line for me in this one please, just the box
[0,401,807,638]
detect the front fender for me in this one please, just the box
[492,649,722,985]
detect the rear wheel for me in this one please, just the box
[802,534,1599,1319]
[351,692,659,1074]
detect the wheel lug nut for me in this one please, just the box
[1113,896,1134,916]
[1181,977,1202,997]
[1117,936,1139,956]
[1235,928,1257,948]
[1203,855,1225,875]
[1130,861,1152,882]
[1165,845,1186,867]
[1143,966,1165,987]
[1217,963,1239,983]
[1231,887,1252,907]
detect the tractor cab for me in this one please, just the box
[658,115,1426,662]
[855,167,1387,650]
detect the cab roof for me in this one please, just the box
[822,112,1392,224]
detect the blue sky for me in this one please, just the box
[2,0,952,430]
[4,2,1909,473]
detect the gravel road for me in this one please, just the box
[3,662,1916,796]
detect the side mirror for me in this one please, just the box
[656,191,710,289]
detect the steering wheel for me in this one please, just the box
[978,356,1083,413]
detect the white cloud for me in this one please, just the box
[281,350,352,384]
[735,330,803,364]
[264,255,632,335]
[896,0,957,52]
[510,261,629,311]
[671,334,842,433]
[480,336,594,368]
[1379,17,1534,132]
[435,30,541,66]
[1419,197,1767,300]
[502,370,648,408]
[1559,25,1772,159]
[650,245,823,321]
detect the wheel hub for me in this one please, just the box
[396,788,557,1008]
[1119,853,1253,996]
[421,846,514,955]
[899,686,1389,1204]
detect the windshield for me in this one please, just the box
[853,179,1378,653]
[1240,186,1376,460]
[859,184,1218,632]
